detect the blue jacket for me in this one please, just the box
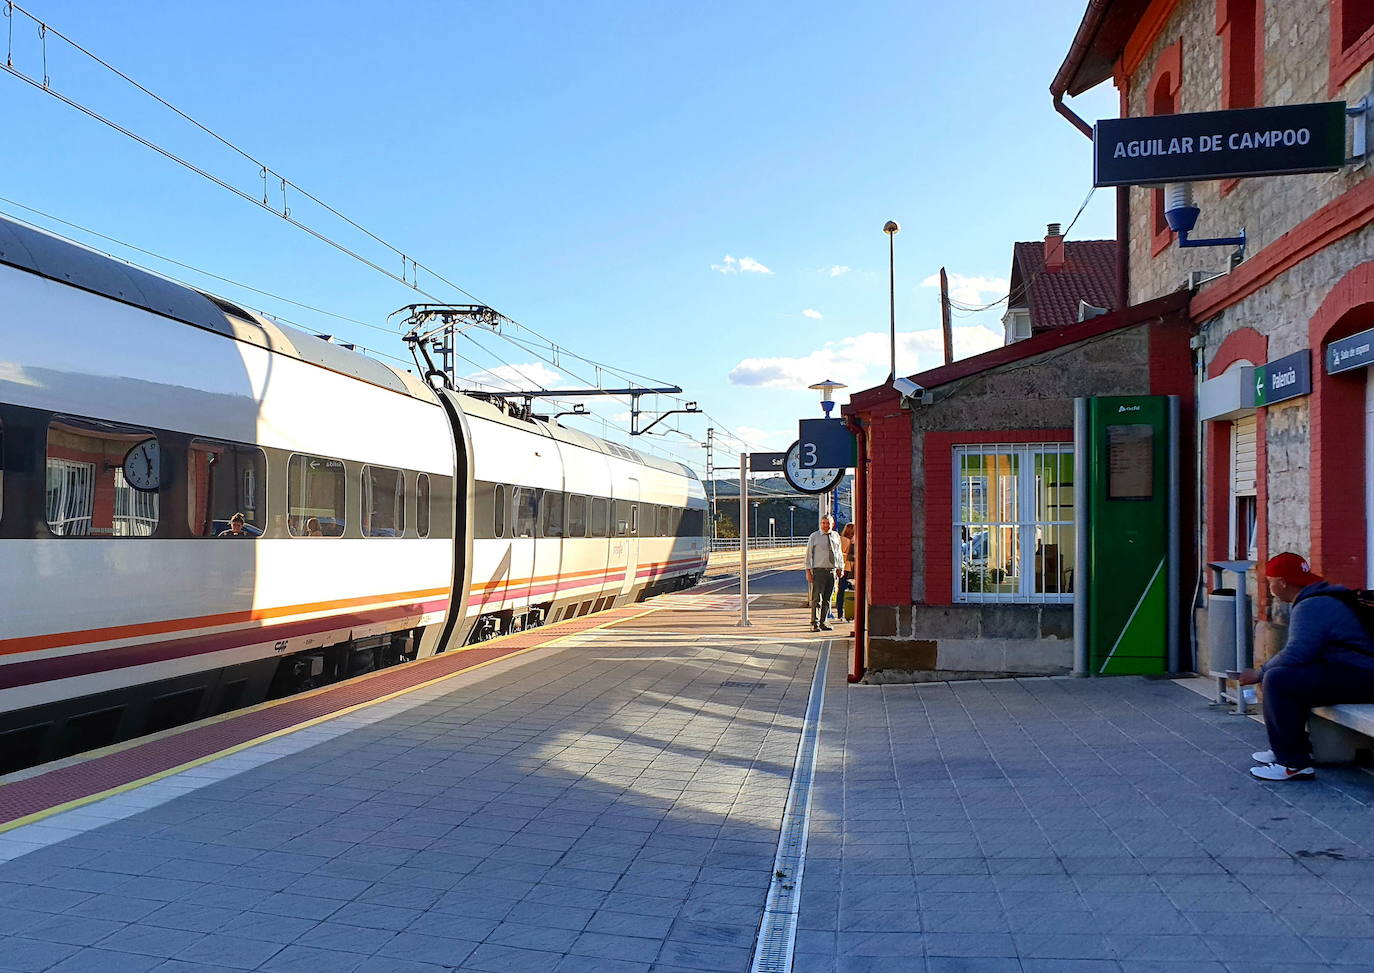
[1261,582,1374,673]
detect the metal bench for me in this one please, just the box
[1310,704,1374,763]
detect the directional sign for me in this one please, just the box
[748,451,786,473]
[798,418,856,469]
[1328,327,1374,375]
[1094,102,1347,186]
[1255,350,1311,406]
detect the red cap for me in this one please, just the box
[1265,552,1322,587]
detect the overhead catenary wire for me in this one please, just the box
[0,3,724,469]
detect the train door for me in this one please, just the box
[510,485,538,621]
[620,478,640,600]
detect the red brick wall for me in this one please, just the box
[865,407,914,605]
[1309,260,1374,585]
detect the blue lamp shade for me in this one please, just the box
[1163,183,1199,234]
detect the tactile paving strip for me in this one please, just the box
[0,604,653,828]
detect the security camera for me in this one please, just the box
[892,377,923,398]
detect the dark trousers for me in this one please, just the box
[809,570,836,627]
[1263,664,1374,767]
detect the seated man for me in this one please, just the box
[1240,553,1374,781]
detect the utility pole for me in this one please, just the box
[705,428,716,538]
[939,266,954,366]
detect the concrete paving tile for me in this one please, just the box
[45,948,164,973]
[461,942,563,973]
[405,911,500,942]
[653,939,752,971]
[257,944,365,973]
[174,933,286,970]
[553,956,651,973]
[213,912,316,944]
[0,936,81,971]
[293,921,395,955]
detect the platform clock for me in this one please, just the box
[122,438,161,492]
[783,440,844,495]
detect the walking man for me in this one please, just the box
[1239,552,1374,781]
[805,515,842,632]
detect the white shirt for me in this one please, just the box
[805,529,842,570]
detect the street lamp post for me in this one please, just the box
[789,504,796,540]
[884,220,900,381]
[752,501,759,546]
[808,378,848,523]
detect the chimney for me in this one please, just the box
[1044,222,1065,273]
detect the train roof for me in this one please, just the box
[0,213,698,482]
[0,213,436,401]
[449,391,699,480]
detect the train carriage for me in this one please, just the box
[0,215,706,773]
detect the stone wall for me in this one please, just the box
[1125,1,1373,307]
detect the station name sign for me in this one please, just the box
[748,451,785,473]
[1328,327,1374,375]
[1094,102,1346,187]
[1255,350,1310,406]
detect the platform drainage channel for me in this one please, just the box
[750,639,829,973]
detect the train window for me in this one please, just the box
[516,487,540,538]
[287,454,346,536]
[47,416,159,536]
[188,440,266,537]
[542,491,565,538]
[660,505,674,538]
[494,483,507,537]
[362,465,405,537]
[417,474,431,538]
[590,497,609,537]
[567,495,587,537]
[0,415,3,524]
[615,500,633,537]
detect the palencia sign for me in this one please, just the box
[1255,350,1310,406]
[1094,102,1346,187]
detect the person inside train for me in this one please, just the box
[305,517,324,537]
[218,512,249,537]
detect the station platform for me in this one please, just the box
[3,563,1374,973]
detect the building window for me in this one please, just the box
[1217,0,1262,110]
[1229,413,1258,560]
[287,454,346,536]
[1003,309,1031,344]
[188,440,266,537]
[1332,0,1374,92]
[954,444,1074,603]
[47,416,160,537]
[1148,40,1183,255]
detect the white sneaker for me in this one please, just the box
[1249,764,1315,782]
[1252,750,1276,764]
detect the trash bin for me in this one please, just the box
[1205,588,1237,675]
[843,589,855,622]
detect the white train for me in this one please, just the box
[0,216,708,773]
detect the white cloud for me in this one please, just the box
[727,326,1003,391]
[828,265,851,278]
[920,271,1008,307]
[802,308,823,320]
[712,254,773,275]
[458,361,566,392]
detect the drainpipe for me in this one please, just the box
[1052,88,1129,307]
[845,413,868,682]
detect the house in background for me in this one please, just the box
[1002,225,1118,344]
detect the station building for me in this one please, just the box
[845,0,1374,680]
[1053,0,1374,665]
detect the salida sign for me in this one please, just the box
[1094,102,1346,187]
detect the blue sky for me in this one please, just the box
[3,1,1117,470]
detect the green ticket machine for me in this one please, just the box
[1073,395,1181,676]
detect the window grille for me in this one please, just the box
[113,469,159,536]
[954,443,1074,604]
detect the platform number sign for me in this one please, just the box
[784,441,843,495]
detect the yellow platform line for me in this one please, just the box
[0,606,658,835]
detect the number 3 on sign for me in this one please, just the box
[802,442,817,466]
